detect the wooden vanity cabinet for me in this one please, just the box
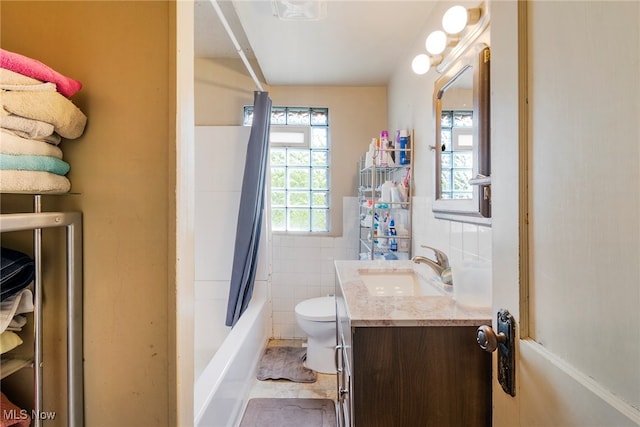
[336,288,491,426]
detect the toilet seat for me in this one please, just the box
[295,297,335,322]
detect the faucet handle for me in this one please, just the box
[419,245,450,268]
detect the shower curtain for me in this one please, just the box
[225,91,272,327]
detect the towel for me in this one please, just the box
[0,69,57,92]
[0,331,23,354]
[0,130,63,159]
[0,247,34,301]
[1,90,87,139]
[0,114,59,143]
[0,392,31,427]
[6,315,26,332]
[0,170,70,194]
[0,153,70,175]
[0,48,82,97]
[0,289,33,334]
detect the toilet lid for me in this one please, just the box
[295,297,336,321]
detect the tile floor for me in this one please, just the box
[248,339,337,401]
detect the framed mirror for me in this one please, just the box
[432,44,490,225]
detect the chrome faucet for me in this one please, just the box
[412,245,453,285]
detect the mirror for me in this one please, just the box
[432,44,491,225]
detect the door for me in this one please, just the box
[489,1,640,425]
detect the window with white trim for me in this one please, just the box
[243,106,330,232]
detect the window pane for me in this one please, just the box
[441,170,452,192]
[271,107,286,125]
[271,167,286,188]
[453,169,472,192]
[288,191,310,207]
[453,111,473,127]
[271,191,286,207]
[311,108,328,125]
[311,150,328,166]
[287,149,310,166]
[271,208,286,231]
[453,152,473,168]
[312,168,328,190]
[288,209,310,231]
[244,108,254,126]
[311,209,328,231]
[270,148,286,166]
[311,127,328,148]
[441,130,451,151]
[288,168,310,189]
[287,108,310,125]
[441,153,452,169]
[312,191,328,207]
[441,111,452,128]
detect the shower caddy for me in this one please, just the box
[358,130,414,260]
[0,194,83,427]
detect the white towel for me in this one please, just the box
[1,89,87,139]
[0,129,63,158]
[0,114,58,143]
[7,314,27,331]
[0,288,33,334]
[0,169,71,193]
[0,68,42,86]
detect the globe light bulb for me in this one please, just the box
[425,30,447,55]
[411,54,431,75]
[442,5,468,34]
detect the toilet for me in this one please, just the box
[294,296,337,374]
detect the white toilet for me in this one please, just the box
[294,296,337,374]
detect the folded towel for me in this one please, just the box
[0,170,71,193]
[0,392,31,427]
[0,289,33,334]
[0,130,63,159]
[0,48,82,97]
[0,247,34,301]
[1,90,87,139]
[0,114,58,143]
[6,315,26,332]
[0,153,70,175]
[0,331,23,354]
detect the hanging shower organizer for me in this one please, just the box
[358,130,414,260]
[0,194,83,427]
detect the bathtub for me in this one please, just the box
[194,284,270,426]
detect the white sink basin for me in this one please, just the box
[358,269,444,297]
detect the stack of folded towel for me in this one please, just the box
[0,48,87,193]
[0,247,34,356]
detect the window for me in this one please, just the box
[440,110,473,199]
[244,106,329,232]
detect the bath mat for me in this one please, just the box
[239,398,336,427]
[256,346,317,383]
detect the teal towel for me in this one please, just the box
[0,153,70,176]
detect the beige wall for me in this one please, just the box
[1,2,176,426]
[195,57,387,236]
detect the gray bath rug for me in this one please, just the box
[239,398,337,427]
[256,346,317,383]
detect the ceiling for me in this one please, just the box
[194,0,438,86]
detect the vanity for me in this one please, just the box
[335,260,492,427]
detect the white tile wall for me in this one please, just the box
[271,197,359,338]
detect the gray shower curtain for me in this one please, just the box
[225,91,272,327]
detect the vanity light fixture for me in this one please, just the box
[411,3,488,75]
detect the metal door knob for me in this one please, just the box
[476,325,506,352]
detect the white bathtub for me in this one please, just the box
[194,284,270,427]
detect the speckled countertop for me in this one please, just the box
[335,259,491,327]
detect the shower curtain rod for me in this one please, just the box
[209,0,265,92]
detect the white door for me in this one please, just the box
[489,1,640,425]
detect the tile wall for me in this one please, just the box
[271,197,359,338]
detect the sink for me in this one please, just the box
[358,269,444,297]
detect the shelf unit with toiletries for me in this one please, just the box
[357,130,414,260]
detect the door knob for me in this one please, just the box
[476,325,506,352]
[477,309,516,397]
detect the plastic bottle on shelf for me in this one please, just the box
[389,219,398,252]
[380,180,394,203]
[398,129,409,165]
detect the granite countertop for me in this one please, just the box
[335,259,492,327]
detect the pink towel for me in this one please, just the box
[0,48,82,98]
[0,392,30,427]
